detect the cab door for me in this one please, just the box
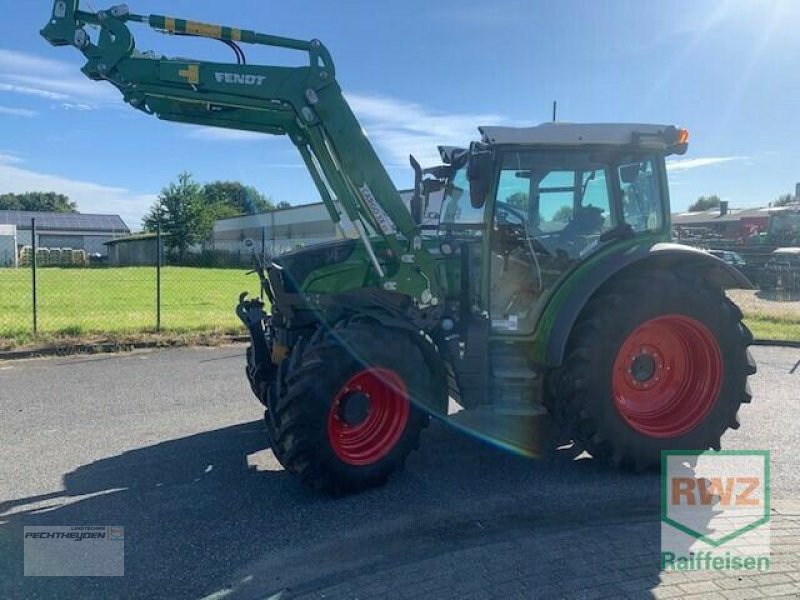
[487,151,616,335]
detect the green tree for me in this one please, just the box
[276,201,292,209]
[201,181,273,214]
[551,205,573,223]
[688,195,722,212]
[0,191,77,212]
[506,192,529,209]
[774,194,796,207]
[143,172,205,261]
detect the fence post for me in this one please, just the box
[31,217,38,335]
[156,220,162,332]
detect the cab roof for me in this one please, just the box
[478,122,687,154]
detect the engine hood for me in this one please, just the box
[272,238,359,293]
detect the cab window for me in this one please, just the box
[441,166,485,225]
[618,158,663,232]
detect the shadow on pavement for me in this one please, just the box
[0,418,712,599]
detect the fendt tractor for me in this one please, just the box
[43,2,756,495]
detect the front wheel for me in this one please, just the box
[548,271,756,470]
[267,321,445,495]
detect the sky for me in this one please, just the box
[0,0,798,229]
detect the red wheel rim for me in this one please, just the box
[327,368,410,466]
[612,315,722,439]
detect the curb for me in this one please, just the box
[0,335,250,362]
[1,337,796,362]
[751,339,800,349]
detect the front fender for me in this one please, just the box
[535,242,751,367]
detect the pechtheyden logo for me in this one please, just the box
[24,526,124,576]
[661,451,770,572]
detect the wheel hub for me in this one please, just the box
[612,315,723,439]
[338,392,370,426]
[630,353,655,382]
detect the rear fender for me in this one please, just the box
[538,242,751,367]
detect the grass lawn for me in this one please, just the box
[2,268,798,347]
[0,267,261,346]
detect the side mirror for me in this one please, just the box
[619,163,642,184]
[467,143,493,209]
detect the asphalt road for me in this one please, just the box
[0,345,798,599]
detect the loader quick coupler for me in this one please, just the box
[237,293,270,367]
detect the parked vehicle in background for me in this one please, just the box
[759,247,800,291]
[708,249,747,270]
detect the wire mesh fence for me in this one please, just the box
[0,220,261,348]
[1,219,799,348]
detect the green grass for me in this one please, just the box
[2,267,798,349]
[743,315,800,342]
[0,267,262,347]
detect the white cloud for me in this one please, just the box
[1,73,115,103]
[0,153,156,228]
[347,93,509,167]
[0,82,68,100]
[60,102,95,111]
[0,48,120,110]
[182,93,512,174]
[0,49,65,74]
[186,126,274,142]
[0,152,23,164]
[0,105,37,117]
[666,156,746,172]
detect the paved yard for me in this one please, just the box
[0,345,798,599]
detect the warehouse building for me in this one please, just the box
[212,202,355,256]
[0,210,129,256]
[211,190,443,256]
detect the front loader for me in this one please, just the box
[43,2,756,495]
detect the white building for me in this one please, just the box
[211,190,444,256]
[0,224,17,267]
[212,202,349,256]
[0,210,130,256]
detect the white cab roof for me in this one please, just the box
[478,122,682,150]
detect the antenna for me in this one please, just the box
[552,100,557,122]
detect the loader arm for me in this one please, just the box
[41,1,429,281]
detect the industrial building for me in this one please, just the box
[672,201,799,243]
[0,210,129,257]
[212,202,355,256]
[210,190,442,256]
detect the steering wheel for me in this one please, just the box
[494,200,551,255]
[495,200,528,227]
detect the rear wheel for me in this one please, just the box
[548,270,755,470]
[267,321,445,495]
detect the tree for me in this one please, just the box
[774,194,796,207]
[276,201,292,209]
[506,192,529,209]
[143,172,205,261]
[0,191,77,212]
[551,205,573,223]
[688,195,721,212]
[201,181,273,214]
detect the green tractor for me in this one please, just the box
[44,2,756,495]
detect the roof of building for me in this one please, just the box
[0,210,129,233]
[672,204,799,226]
[104,232,158,245]
[478,122,683,150]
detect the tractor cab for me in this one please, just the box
[432,123,686,337]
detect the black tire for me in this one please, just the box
[267,321,445,495]
[547,270,756,470]
[246,343,279,407]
